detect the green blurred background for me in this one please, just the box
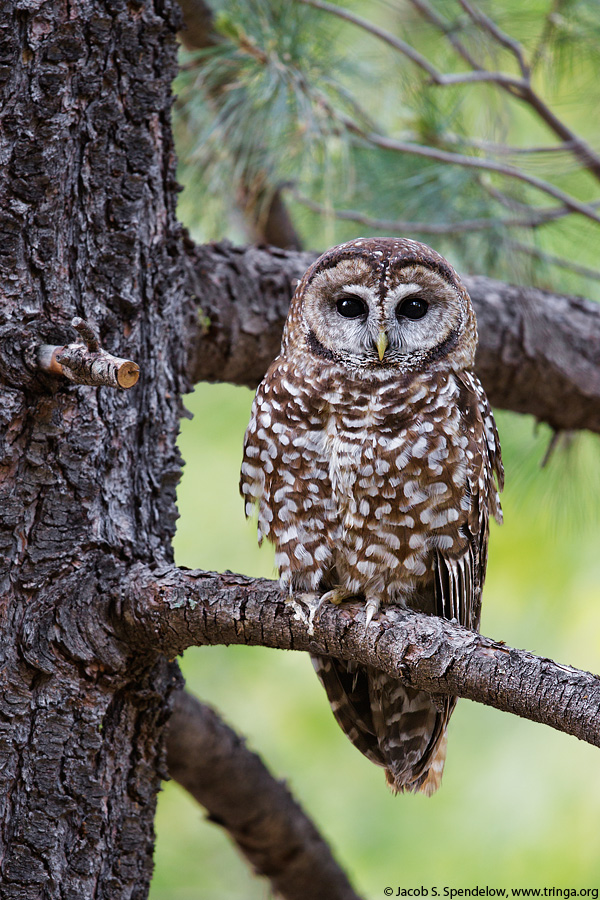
[150,1,600,896]
[149,388,600,899]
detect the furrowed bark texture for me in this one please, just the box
[167,691,363,900]
[119,565,600,749]
[187,241,600,435]
[0,2,193,896]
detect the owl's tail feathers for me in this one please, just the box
[384,730,448,797]
[311,656,454,797]
[371,676,454,797]
[310,655,388,768]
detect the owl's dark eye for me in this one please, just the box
[397,297,429,320]
[336,295,367,319]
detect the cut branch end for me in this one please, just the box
[37,318,140,390]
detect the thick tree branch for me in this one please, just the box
[186,240,600,435]
[118,564,600,749]
[167,690,363,900]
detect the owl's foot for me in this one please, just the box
[364,596,381,629]
[291,589,357,635]
[319,588,356,606]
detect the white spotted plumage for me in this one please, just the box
[241,237,503,795]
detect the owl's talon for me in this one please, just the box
[364,597,380,628]
[320,588,355,606]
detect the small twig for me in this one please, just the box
[38,317,140,390]
[167,690,363,900]
[456,0,530,78]
[432,71,527,89]
[540,429,561,468]
[71,316,100,352]
[408,0,483,71]
[505,240,600,283]
[444,134,579,158]
[291,191,562,233]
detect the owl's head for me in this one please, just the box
[284,237,477,375]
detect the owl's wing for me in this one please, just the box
[433,372,503,632]
[239,360,281,546]
[240,358,335,592]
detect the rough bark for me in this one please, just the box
[0,1,192,896]
[0,7,356,898]
[187,241,600,435]
[120,565,600,749]
[167,690,363,900]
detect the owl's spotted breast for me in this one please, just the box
[241,354,498,622]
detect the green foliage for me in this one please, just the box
[175,0,600,299]
[175,0,357,240]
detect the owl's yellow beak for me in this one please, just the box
[376,329,388,362]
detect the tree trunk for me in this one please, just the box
[0,1,192,895]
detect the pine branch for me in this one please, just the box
[408,0,482,71]
[177,0,302,250]
[184,240,600,435]
[455,0,530,77]
[296,0,441,79]
[444,136,579,156]
[291,191,564,233]
[166,690,363,900]
[345,123,600,225]
[119,564,600,749]
[301,0,600,183]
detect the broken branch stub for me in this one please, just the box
[38,317,140,389]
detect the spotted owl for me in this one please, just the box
[240,237,503,795]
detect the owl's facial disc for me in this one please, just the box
[300,256,473,372]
